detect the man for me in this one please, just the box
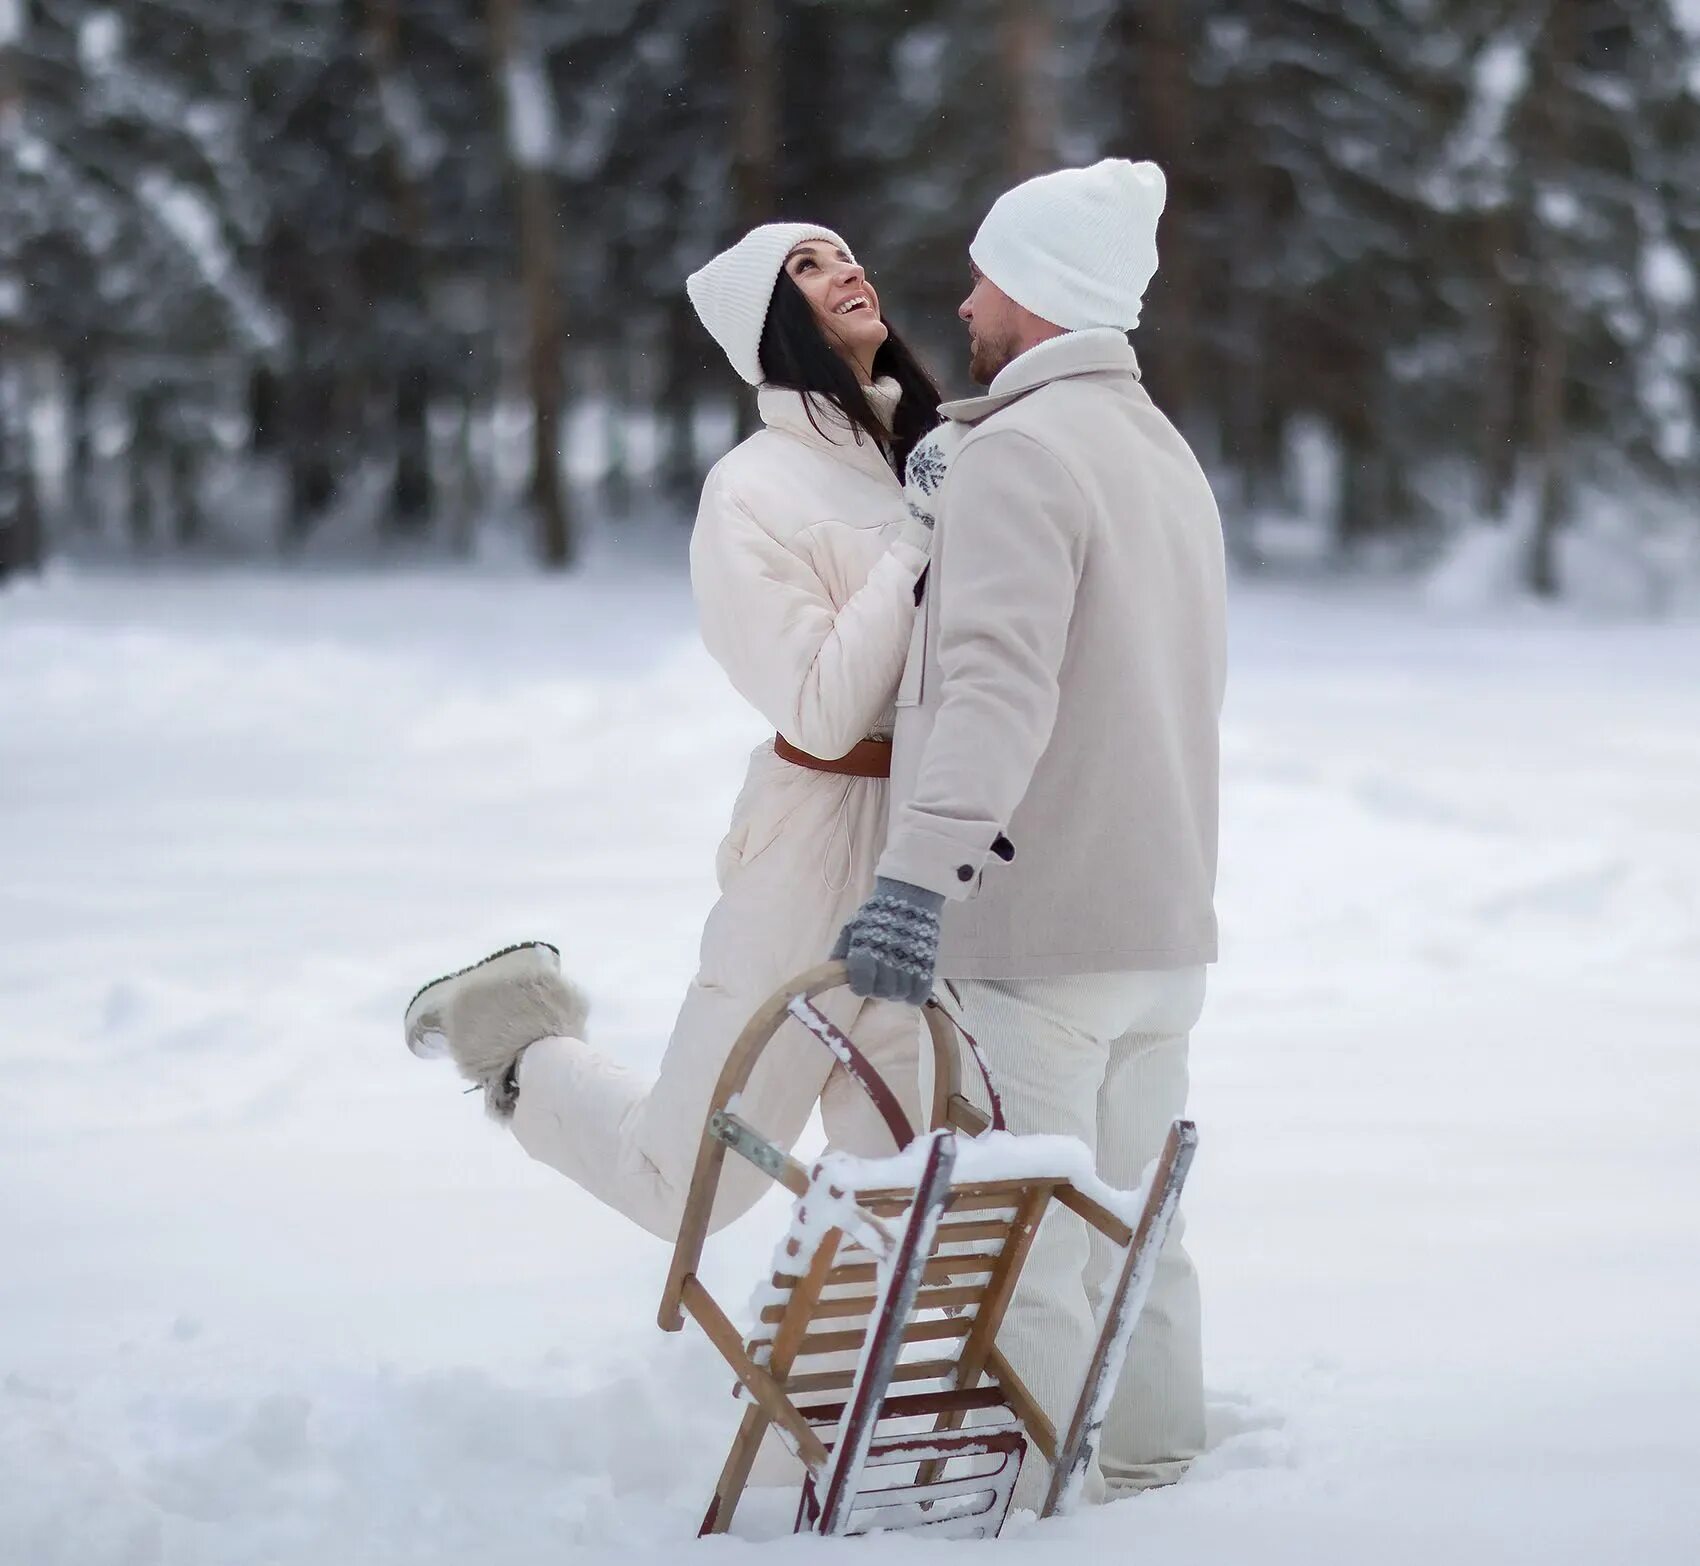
[832,159,1227,1506]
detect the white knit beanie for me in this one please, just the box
[686,222,852,385]
[969,159,1167,332]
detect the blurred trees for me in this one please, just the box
[0,0,1695,590]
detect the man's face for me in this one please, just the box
[958,264,1022,386]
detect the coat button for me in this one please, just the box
[957,865,974,882]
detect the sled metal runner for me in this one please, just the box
[658,960,1198,1540]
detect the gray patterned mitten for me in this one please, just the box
[831,877,946,1006]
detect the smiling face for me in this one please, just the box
[783,240,888,380]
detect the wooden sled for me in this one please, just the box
[658,961,1199,1539]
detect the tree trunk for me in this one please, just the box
[171,444,203,548]
[1128,0,1200,431]
[488,0,573,568]
[1001,0,1057,180]
[283,370,338,548]
[600,344,632,520]
[445,398,478,556]
[1524,300,1569,597]
[128,392,166,549]
[0,9,41,578]
[1520,0,1575,597]
[66,354,96,532]
[362,0,436,540]
[731,0,777,441]
[0,357,41,580]
[1335,413,1375,554]
[250,364,280,455]
[517,167,570,567]
[733,0,777,222]
[1475,212,1517,518]
[393,361,431,532]
[659,290,700,506]
[1222,159,1266,558]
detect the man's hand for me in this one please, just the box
[830,877,946,1005]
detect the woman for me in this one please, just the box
[405,223,943,1239]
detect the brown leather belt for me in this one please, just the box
[774,734,892,778]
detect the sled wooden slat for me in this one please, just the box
[761,1293,874,1325]
[929,1217,1015,1244]
[860,1178,1047,1215]
[794,1384,1012,1427]
[771,1251,997,1291]
[759,1280,984,1326]
[808,1313,973,1352]
[753,1312,974,1362]
[662,963,1200,1541]
[780,1357,960,1396]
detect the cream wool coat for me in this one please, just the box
[508,382,933,1240]
[879,330,1227,976]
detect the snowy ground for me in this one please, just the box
[3,548,1698,1564]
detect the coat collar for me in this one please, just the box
[938,329,1140,427]
[756,377,902,484]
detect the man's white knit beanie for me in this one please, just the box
[970,159,1166,332]
[686,222,852,385]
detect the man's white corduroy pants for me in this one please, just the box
[944,967,1208,1511]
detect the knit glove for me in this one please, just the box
[831,876,946,1005]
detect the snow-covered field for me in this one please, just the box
[3,549,1697,1564]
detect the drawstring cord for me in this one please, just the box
[821,777,856,893]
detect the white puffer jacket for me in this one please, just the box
[693,381,931,761]
[508,381,935,1241]
[690,379,932,906]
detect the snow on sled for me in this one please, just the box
[658,960,1198,1539]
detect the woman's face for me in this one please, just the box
[783,240,888,374]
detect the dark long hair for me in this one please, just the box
[757,270,942,473]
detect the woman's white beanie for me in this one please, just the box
[969,159,1167,332]
[686,222,852,385]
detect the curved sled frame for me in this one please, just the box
[657,962,1200,1540]
[659,961,998,1333]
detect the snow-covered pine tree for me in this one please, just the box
[1426,1,1700,593]
[2,1,279,555]
[0,0,41,578]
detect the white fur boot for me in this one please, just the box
[404,942,590,1118]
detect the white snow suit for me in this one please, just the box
[507,380,934,1240]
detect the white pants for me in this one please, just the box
[948,967,1207,1510]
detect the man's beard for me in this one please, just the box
[968,328,1015,386]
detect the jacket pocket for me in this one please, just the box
[894,572,929,708]
[714,745,817,887]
